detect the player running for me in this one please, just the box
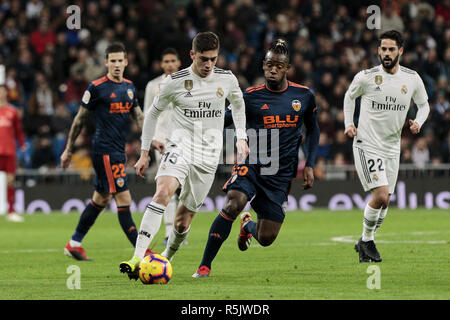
[192,39,320,278]
[62,43,146,261]
[343,30,430,263]
[119,31,249,279]
[143,48,182,245]
[0,69,26,222]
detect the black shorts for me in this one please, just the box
[91,153,128,194]
[223,164,288,223]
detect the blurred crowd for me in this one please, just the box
[0,0,448,177]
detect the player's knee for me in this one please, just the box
[153,188,172,206]
[376,193,390,208]
[258,234,276,247]
[223,192,247,219]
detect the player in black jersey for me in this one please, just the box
[193,40,320,278]
[61,43,147,261]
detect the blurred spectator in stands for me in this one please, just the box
[28,72,58,116]
[379,1,404,35]
[70,146,93,180]
[435,0,450,24]
[51,102,72,137]
[64,67,88,116]
[401,148,413,164]
[329,129,352,162]
[24,103,55,138]
[26,0,43,20]
[69,47,104,83]
[30,19,56,56]
[434,92,449,115]
[15,49,35,102]
[411,137,430,168]
[442,131,450,163]
[31,135,57,169]
[313,157,326,180]
[4,68,21,107]
[317,110,335,139]
[316,132,331,161]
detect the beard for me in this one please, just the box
[379,54,399,69]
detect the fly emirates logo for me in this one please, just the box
[184,102,223,118]
[371,96,407,112]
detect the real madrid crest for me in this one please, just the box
[184,80,193,91]
[216,87,224,97]
[375,75,382,85]
[127,89,134,99]
[401,85,407,94]
[292,100,301,112]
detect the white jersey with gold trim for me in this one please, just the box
[344,64,429,158]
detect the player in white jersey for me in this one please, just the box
[120,32,249,278]
[143,48,181,245]
[343,30,430,263]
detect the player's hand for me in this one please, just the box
[236,139,249,164]
[134,152,149,178]
[409,119,420,135]
[302,166,314,190]
[151,139,165,154]
[344,125,357,138]
[60,149,72,170]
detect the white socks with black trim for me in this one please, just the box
[134,202,165,259]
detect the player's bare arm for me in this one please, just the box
[61,106,91,169]
[130,106,145,133]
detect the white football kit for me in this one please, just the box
[344,65,430,193]
[142,66,246,211]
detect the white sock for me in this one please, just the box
[161,225,190,261]
[362,204,381,242]
[134,202,165,259]
[375,207,388,232]
[69,240,81,247]
[164,195,178,238]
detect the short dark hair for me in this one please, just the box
[192,32,220,53]
[161,47,179,59]
[266,39,290,62]
[379,30,404,48]
[105,42,127,59]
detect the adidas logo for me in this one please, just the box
[110,92,117,98]
[184,92,193,97]
[375,86,381,91]
[261,104,269,110]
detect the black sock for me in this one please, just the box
[244,220,258,241]
[117,206,138,247]
[72,201,104,242]
[199,209,235,269]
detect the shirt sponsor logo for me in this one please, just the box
[109,102,133,113]
[263,115,299,128]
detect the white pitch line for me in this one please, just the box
[331,231,449,245]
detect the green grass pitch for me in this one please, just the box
[0,209,448,300]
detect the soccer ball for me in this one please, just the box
[138,253,172,284]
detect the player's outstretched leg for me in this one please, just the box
[193,190,247,278]
[64,200,105,261]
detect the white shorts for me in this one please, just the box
[155,145,216,212]
[353,146,399,194]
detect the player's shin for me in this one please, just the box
[199,210,235,269]
[134,202,165,259]
[362,204,381,241]
[164,195,178,238]
[161,225,191,261]
[375,207,388,232]
[117,206,138,246]
[71,201,105,245]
